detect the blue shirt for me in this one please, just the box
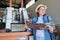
[28,16,52,40]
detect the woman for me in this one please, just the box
[25,4,54,40]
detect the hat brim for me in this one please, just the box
[35,4,47,13]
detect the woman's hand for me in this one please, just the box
[25,24,29,29]
[45,23,53,32]
[48,27,53,32]
[25,20,32,29]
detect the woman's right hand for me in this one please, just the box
[25,24,29,29]
[26,20,32,27]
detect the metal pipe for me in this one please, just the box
[10,0,12,7]
[20,0,23,8]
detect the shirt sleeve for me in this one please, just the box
[47,16,55,32]
[48,16,52,22]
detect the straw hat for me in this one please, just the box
[35,4,47,13]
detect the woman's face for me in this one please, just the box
[38,7,46,16]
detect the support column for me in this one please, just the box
[6,7,14,29]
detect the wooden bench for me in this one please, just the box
[0,32,32,40]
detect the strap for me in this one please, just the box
[47,16,49,23]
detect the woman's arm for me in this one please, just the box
[46,16,55,32]
[25,19,33,32]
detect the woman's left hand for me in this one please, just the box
[46,25,53,32]
[48,27,53,32]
